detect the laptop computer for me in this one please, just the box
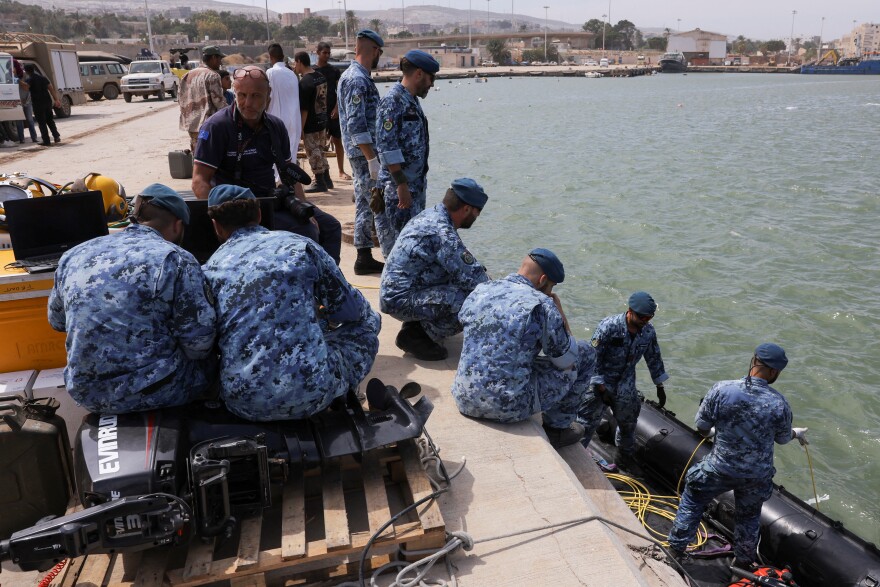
[180,197,276,264]
[6,191,109,273]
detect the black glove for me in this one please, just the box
[593,384,611,406]
[656,385,666,409]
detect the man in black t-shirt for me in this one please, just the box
[293,52,330,193]
[314,42,351,182]
[24,64,61,146]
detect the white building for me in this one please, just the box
[840,23,880,57]
[667,28,727,64]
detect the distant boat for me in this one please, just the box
[659,51,687,73]
[800,53,880,74]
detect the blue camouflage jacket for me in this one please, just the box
[48,223,216,401]
[337,61,380,160]
[590,312,668,388]
[380,204,488,314]
[696,377,793,478]
[202,225,374,420]
[453,273,573,403]
[376,82,429,188]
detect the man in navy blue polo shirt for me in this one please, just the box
[192,65,342,263]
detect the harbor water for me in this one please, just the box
[389,73,880,543]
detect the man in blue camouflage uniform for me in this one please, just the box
[578,291,668,463]
[48,184,217,414]
[452,249,596,448]
[667,343,809,571]
[202,185,381,421]
[380,178,489,361]
[338,29,385,275]
[374,50,438,257]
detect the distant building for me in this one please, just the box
[407,23,433,35]
[419,45,482,69]
[667,28,727,64]
[841,22,880,57]
[280,8,328,28]
[166,7,192,20]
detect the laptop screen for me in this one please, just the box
[6,191,109,260]
[180,198,276,264]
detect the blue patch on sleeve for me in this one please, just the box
[198,129,209,140]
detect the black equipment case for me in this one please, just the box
[0,394,73,539]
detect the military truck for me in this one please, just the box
[0,32,85,118]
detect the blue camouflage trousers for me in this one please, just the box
[577,375,642,454]
[351,157,377,250]
[74,355,216,415]
[375,181,426,257]
[667,461,773,563]
[459,340,595,429]
[385,284,470,342]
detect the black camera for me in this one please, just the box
[274,161,315,222]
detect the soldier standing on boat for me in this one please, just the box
[578,291,669,465]
[374,50,438,257]
[667,343,808,574]
[380,178,489,361]
[338,29,385,275]
[451,249,596,448]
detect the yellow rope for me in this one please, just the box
[350,283,380,290]
[606,472,709,549]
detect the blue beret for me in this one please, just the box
[140,183,189,224]
[356,29,384,47]
[755,343,788,370]
[404,50,440,74]
[628,291,657,315]
[450,178,488,210]
[208,184,256,207]
[529,248,564,284]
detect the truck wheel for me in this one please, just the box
[103,84,119,100]
[88,92,103,101]
[170,83,178,99]
[124,93,132,103]
[157,84,166,101]
[54,95,72,118]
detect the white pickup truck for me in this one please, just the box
[120,60,178,102]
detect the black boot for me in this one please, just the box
[305,173,328,193]
[395,322,447,361]
[542,422,585,449]
[323,170,334,189]
[354,248,384,275]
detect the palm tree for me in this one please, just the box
[369,18,382,34]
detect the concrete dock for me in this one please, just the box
[0,98,687,586]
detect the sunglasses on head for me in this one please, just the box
[233,68,268,80]
[634,311,654,321]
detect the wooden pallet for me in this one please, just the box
[46,438,445,587]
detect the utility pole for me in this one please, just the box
[543,5,549,62]
[788,10,797,65]
[402,0,405,29]
[468,0,472,49]
[817,16,824,62]
[343,0,349,50]
[486,0,490,34]
[264,0,270,41]
[602,13,606,55]
[144,0,154,56]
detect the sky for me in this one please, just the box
[235,0,876,42]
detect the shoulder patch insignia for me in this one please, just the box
[591,339,600,347]
[461,251,475,264]
[198,129,209,140]
[383,119,393,131]
[352,94,361,104]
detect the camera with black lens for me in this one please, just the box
[274,161,315,222]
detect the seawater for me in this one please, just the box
[379,73,880,542]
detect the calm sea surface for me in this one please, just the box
[379,73,880,542]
